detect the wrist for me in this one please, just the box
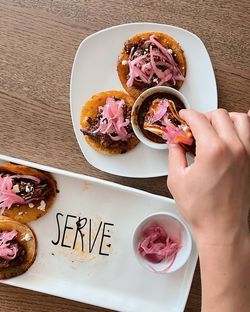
[196,231,250,255]
[197,231,250,312]
[192,224,250,249]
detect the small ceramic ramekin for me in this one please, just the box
[133,212,192,273]
[131,86,190,150]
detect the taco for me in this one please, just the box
[117,32,186,99]
[0,163,57,223]
[0,216,37,279]
[80,90,139,155]
[142,96,196,155]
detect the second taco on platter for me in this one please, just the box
[117,32,186,99]
[0,163,57,223]
[80,90,139,155]
[0,216,37,279]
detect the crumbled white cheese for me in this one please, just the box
[153,78,158,83]
[18,211,24,216]
[28,203,34,208]
[13,184,20,193]
[121,60,127,65]
[21,233,32,241]
[179,124,189,131]
[37,200,46,211]
[167,49,173,54]
[25,185,32,192]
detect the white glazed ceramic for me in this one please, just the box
[133,212,192,273]
[70,22,217,178]
[131,86,190,150]
[0,154,197,312]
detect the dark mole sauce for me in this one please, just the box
[138,93,186,144]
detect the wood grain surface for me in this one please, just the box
[0,0,249,311]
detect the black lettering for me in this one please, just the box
[89,219,103,253]
[61,214,77,248]
[51,212,63,245]
[99,223,114,256]
[73,217,87,251]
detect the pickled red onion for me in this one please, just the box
[162,117,193,145]
[126,35,184,88]
[93,97,130,142]
[0,173,40,214]
[10,175,40,184]
[138,223,181,271]
[0,175,25,213]
[0,230,19,260]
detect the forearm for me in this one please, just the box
[197,235,250,312]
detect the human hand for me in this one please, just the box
[167,109,250,247]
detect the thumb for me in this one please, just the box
[168,144,187,178]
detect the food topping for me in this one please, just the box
[124,35,184,89]
[0,230,25,268]
[141,96,193,146]
[93,97,130,141]
[37,200,46,211]
[81,97,135,152]
[0,173,49,213]
[138,223,181,271]
[21,233,32,242]
[0,175,26,213]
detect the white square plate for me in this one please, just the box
[0,154,198,312]
[70,23,217,177]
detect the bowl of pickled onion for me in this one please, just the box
[133,212,192,273]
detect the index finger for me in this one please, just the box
[179,109,218,148]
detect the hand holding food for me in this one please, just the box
[167,109,250,311]
[167,109,250,245]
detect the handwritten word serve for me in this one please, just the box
[51,213,114,256]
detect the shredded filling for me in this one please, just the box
[124,35,184,89]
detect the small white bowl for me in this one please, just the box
[131,86,191,150]
[133,212,192,273]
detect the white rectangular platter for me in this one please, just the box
[0,154,198,312]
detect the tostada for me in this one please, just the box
[80,90,139,154]
[117,32,186,98]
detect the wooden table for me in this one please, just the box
[0,1,249,311]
